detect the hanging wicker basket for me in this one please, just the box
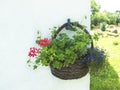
[51,59,89,80]
[50,19,93,80]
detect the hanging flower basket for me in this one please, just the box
[27,19,107,80]
[49,20,93,79]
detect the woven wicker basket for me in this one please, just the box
[50,19,93,80]
[50,59,89,80]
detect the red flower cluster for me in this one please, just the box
[28,38,50,58]
[28,47,40,57]
[38,38,50,47]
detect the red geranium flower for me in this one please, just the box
[38,38,50,47]
[28,47,40,57]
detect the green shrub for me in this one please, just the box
[100,22,107,31]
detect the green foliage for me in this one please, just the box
[91,12,109,26]
[92,33,103,41]
[100,22,107,31]
[35,28,91,69]
[90,61,120,90]
[107,13,116,25]
[91,11,119,27]
[89,47,107,71]
[91,0,101,15]
[116,17,120,25]
[116,11,120,25]
[36,31,41,43]
[91,0,101,27]
[90,35,120,90]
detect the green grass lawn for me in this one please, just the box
[90,34,120,90]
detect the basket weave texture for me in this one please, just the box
[50,59,89,80]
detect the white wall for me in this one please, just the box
[0,0,90,90]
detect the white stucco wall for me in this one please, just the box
[0,0,90,90]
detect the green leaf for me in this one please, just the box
[50,56,54,61]
[65,49,71,55]
[35,59,40,64]
[53,61,62,69]
[41,60,49,66]
[33,65,38,69]
[27,59,31,63]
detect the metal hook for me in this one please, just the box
[65,19,73,30]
